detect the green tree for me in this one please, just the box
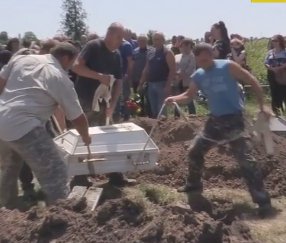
[61,0,87,41]
[147,30,156,46]
[0,31,9,44]
[23,31,38,42]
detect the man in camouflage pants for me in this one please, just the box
[0,43,91,208]
[165,43,272,214]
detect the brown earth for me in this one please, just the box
[0,116,286,243]
[0,197,255,243]
[134,117,286,198]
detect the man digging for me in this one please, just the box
[165,43,272,215]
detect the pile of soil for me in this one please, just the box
[0,197,254,243]
[1,116,285,242]
[135,117,286,198]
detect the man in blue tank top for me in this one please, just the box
[165,43,273,215]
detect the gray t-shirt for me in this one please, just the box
[0,54,83,141]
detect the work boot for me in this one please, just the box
[258,201,272,218]
[177,181,203,193]
[22,187,38,203]
[108,173,137,187]
[250,188,272,217]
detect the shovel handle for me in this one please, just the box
[87,145,92,159]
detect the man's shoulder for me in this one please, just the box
[123,40,132,47]
[84,38,104,51]
[120,40,133,52]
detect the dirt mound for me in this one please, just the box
[1,116,286,242]
[0,196,255,243]
[134,117,202,144]
[135,117,286,198]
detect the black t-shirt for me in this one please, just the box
[75,39,122,111]
[0,50,12,70]
[213,40,230,59]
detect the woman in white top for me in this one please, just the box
[174,38,196,114]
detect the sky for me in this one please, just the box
[1,0,286,40]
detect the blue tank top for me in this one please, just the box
[148,48,169,82]
[191,60,244,116]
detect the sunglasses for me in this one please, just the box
[271,40,278,42]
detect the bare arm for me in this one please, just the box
[139,62,149,87]
[72,56,109,85]
[165,81,198,105]
[71,113,91,145]
[53,106,67,132]
[166,50,176,87]
[230,61,265,111]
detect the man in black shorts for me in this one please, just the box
[73,22,134,186]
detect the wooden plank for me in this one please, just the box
[84,187,103,211]
[68,186,88,200]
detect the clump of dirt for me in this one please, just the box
[134,117,202,144]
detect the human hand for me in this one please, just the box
[164,96,176,105]
[99,74,111,86]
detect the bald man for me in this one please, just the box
[73,23,134,187]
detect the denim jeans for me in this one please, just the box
[147,81,166,118]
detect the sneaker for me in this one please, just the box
[177,182,203,193]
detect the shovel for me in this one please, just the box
[251,112,274,155]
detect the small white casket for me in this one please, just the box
[54,123,159,178]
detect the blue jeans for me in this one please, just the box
[147,81,166,118]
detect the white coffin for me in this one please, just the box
[270,117,286,132]
[54,123,159,178]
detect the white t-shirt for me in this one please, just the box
[0,54,83,141]
[175,52,196,87]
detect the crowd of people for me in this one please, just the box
[0,20,285,215]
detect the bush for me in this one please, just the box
[245,38,269,84]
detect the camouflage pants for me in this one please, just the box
[0,126,68,207]
[187,114,270,204]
